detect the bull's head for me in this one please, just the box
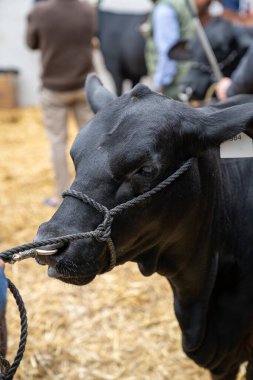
[35,74,253,286]
[169,18,251,102]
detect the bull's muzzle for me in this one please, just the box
[178,86,193,103]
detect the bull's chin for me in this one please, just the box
[48,266,96,286]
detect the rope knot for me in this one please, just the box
[95,211,114,243]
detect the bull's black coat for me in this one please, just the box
[36,75,253,380]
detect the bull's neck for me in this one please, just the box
[162,214,219,352]
[160,153,222,292]
[158,152,226,352]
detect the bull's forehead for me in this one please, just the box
[70,86,185,179]
[97,89,170,134]
[76,88,178,149]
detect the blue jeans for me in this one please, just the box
[0,269,7,357]
[0,269,7,316]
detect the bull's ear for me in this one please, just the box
[168,39,193,61]
[85,73,115,113]
[183,104,253,153]
[209,95,253,110]
[196,105,253,148]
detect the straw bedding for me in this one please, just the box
[0,108,246,379]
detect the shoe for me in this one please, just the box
[43,197,61,208]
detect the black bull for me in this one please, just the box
[35,74,253,380]
[98,10,148,96]
[169,18,253,102]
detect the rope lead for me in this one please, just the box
[0,280,28,380]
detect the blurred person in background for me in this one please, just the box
[222,0,243,11]
[221,0,253,25]
[216,43,253,99]
[146,0,212,99]
[26,0,97,208]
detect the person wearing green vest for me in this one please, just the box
[146,0,211,99]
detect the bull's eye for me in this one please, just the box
[131,166,155,196]
[135,166,154,178]
[115,164,156,200]
[131,166,156,196]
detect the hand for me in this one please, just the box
[223,8,253,26]
[215,77,232,100]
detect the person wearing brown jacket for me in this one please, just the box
[26,0,97,207]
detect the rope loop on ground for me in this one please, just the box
[2,279,28,380]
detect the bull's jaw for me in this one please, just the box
[47,266,97,286]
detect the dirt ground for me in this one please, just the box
[0,107,246,379]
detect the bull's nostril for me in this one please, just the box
[48,266,61,278]
[178,86,193,102]
[36,253,59,267]
[36,257,47,266]
[35,241,69,266]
